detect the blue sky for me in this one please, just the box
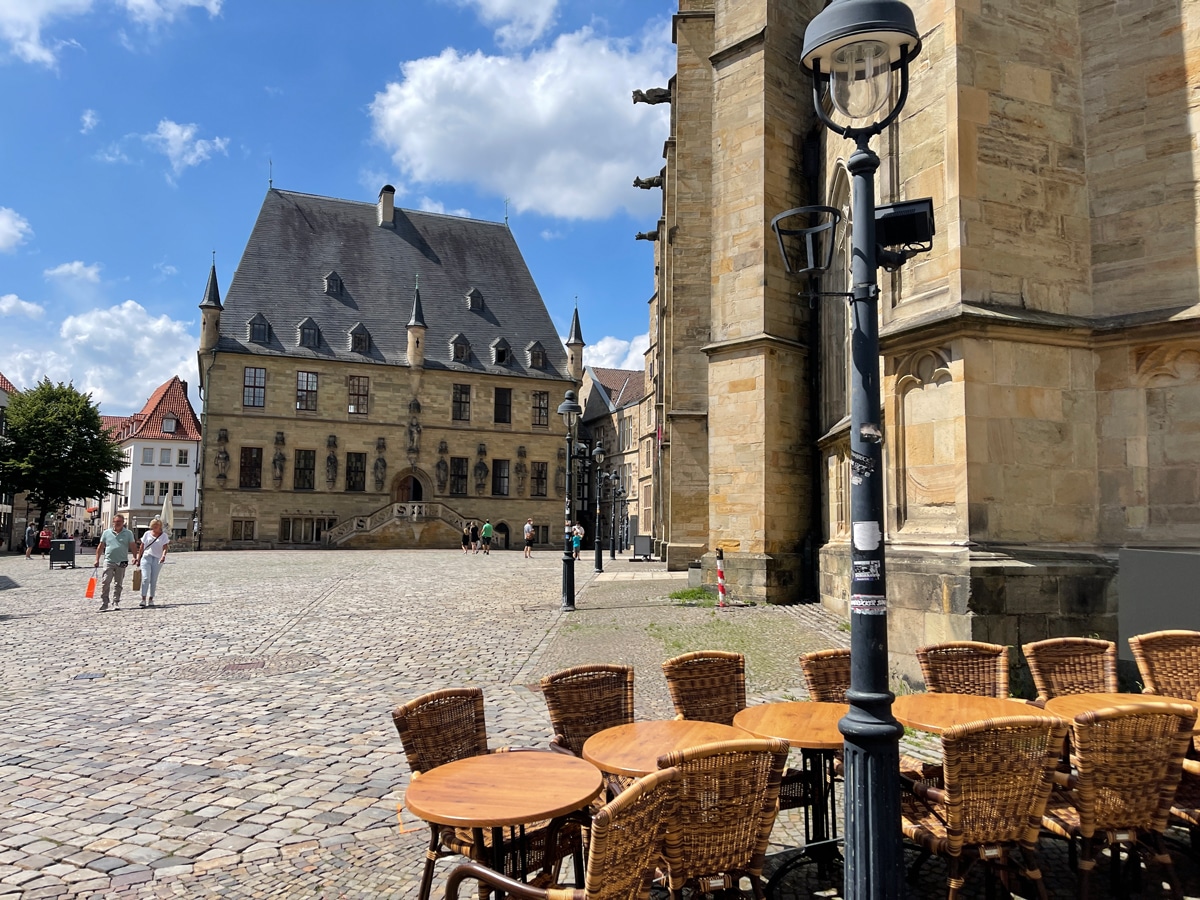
[0,0,674,415]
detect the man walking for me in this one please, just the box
[94,514,137,612]
[24,523,36,560]
[481,519,493,555]
[523,518,534,559]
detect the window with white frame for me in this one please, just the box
[143,481,156,504]
[160,448,171,465]
[177,449,189,466]
[142,448,154,465]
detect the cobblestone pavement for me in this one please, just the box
[0,550,1197,898]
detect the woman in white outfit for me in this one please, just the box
[134,517,169,608]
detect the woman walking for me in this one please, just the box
[134,517,169,608]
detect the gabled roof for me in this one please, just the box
[0,372,15,395]
[590,366,648,410]
[216,188,572,381]
[108,377,201,443]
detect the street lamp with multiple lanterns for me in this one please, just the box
[592,444,606,573]
[774,1,930,897]
[556,390,583,612]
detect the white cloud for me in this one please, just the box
[0,206,33,252]
[452,0,557,48]
[371,23,672,221]
[80,108,98,133]
[0,293,45,318]
[418,197,472,218]
[96,142,130,164]
[583,333,649,370]
[154,261,178,277]
[44,260,102,283]
[142,119,229,178]
[540,229,564,240]
[0,0,218,66]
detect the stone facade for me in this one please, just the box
[648,0,1200,684]
[579,366,651,548]
[197,188,579,552]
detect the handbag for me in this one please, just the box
[132,568,142,591]
[85,567,97,599]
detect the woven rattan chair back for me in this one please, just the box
[540,664,635,756]
[1069,702,1196,835]
[940,715,1069,855]
[655,738,789,894]
[583,767,682,900]
[1021,637,1117,701]
[917,641,1009,698]
[800,648,852,702]
[662,651,746,725]
[1129,630,1200,701]
[391,687,488,775]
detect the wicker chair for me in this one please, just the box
[444,767,683,900]
[1021,637,1117,702]
[1129,630,1200,701]
[656,738,789,900]
[1041,702,1196,899]
[901,715,1069,899]
[392,688,580,900]
[800,648,851,701]
[662,650,746,724]
[917,641,1009,698]
[540,664,635,757]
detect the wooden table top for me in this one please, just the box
[1044,692,1198,721]
[892,693,1039,735]
[734,702,849,750]
[404,751,603,828]
[582,719,748,777]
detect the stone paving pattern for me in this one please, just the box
[0,550,1197,898]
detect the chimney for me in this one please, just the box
[378,184,396,228]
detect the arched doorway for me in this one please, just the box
[495,522,510,550]
[390,469,428,502]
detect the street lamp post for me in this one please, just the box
[592,444,606,573]
[610,483,623,559]
[557,391,582,612]
[798,2,924,897]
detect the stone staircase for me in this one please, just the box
[323,501,470,547]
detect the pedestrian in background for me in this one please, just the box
[461,524,471,554]
[469,521,480,554]
[24,523,36,560]
[481,519,493,555]
[524,518,534,559]
[134,517,169,608]
[571,523,582,560]
[94,514,137,612]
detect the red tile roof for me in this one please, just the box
[591,366,647,409]
[101,415,132,437]
[126,376,201,442]
[0,372,16,395]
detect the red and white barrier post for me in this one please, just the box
[716,548,727,607]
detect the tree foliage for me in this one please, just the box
[0,379,125,528]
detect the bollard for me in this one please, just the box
[716,548,727,607]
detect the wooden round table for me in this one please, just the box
[582,719,747,777]
[1043,692,1198,720]
[404,750,602,827]
[734,702,848,879]
[404,750,602,900]
[892,693,1038,734]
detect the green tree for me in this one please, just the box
[0,379,125,529]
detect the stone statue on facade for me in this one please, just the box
[407,419,422,454]
[272,449,286,487]
[373,454,387,492]
[635,230,659,241]
[633,175,663,189]
[632,87,671,105]
[214,447,229,481]
[473,458,489,495]
[435,457,449,493]
[326,451,338,487]
[514,459,528,497]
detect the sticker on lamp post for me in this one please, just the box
[853,559,881,581]
[851,594,887,615]
[852,521,881,551]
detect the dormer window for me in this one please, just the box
[450,333,471,362]
[299,317,320,349]
[248,314,271,344]
[350,323,370,353]
[527,341,546,369]
[162,415,177,434]
[491,338,511,366]
[466,287,484,312]
[324,271,343,296]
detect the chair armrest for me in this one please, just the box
[548,736,577,756]
[912,781,945,805]
[1052,770,1074,788]
[1183,758,1200,778]
[1025,697,1048,709]
[446,861,554,900]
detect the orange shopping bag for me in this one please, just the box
[85,566,97,599]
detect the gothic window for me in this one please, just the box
[452,384,471,421]
[239,447,262,489]
[296,371,318,411]
[348,376,369,415]
[294,450,316,490]
[531,461,548,497]
[345,453,366,491]
[491,459,510,496]
[494,388,511,424]
[449,457,468,495]
[243,367,266,407]
[532,391,549,427]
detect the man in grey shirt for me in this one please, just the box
[94,514,138,612]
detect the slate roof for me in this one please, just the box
[0,372,15,395]
[216,189,573,381]
[590,366,647,410]
[103,377,201,443]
